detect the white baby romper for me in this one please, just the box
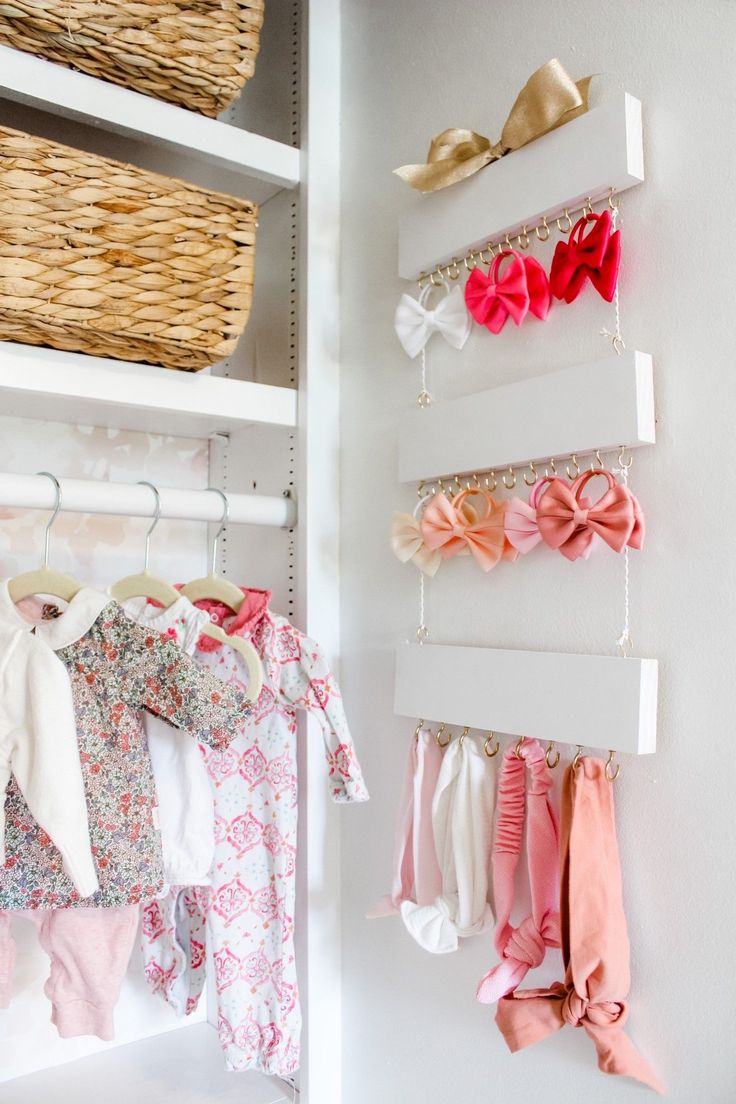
[140,589,369,1075]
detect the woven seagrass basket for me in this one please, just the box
[0,1,265,117]
[0,125,257,371]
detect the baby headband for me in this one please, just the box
[495,757,664,1094]
[476,739,560,1004]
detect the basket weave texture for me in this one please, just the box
[0,1,265,117]
[0,125,257,371]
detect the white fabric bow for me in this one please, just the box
[390,512,442,577]
[394,284,472,358]
[401,736,495,954]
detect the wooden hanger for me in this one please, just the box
[181,487,264,704]
[110,482,181,608]
[8,472,81,604]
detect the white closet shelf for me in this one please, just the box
[0,342,297,437]
[395,643,658,755]
[0,46,301,202]
[399,351,655,484]
[399,93,644,280]
[0,1022,290,1103]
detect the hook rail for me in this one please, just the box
[0,473,297,529]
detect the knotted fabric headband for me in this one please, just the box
[495,757,664,1094]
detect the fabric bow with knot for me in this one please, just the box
[536,473,635,560]
[550,209,621,304]
[394,285,472,358]
[465,251,550,334]
[390,512,442,576]
[505,483,601,559]
[420,492,515,573]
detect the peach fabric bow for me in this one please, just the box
[390,512,442,576]
[421,490,516,573]
[495,758,664,1094]
[536,470,635,560]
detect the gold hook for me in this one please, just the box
[485,470,498,493]
[448,258,461,281]
[502,233,513,252]
[605,749,621,782]
[502,466,516,490]
[471,472,482,490]
[523,460,538,487]
[566,454,581,480]
[572,745,584,770]
[436,722,451,748]
[545,457,557,478]
[517,225,530,249]
[453,475,463,493]
[413,719,424,744]
[590,448,604,471]
[608,186,620,212]
[545,741,560,769]
[556,209,573,233]
[483,732,500,757]
[585,195,594,216]
[458,725,470,748]
[417,481,425,499]
[514,736,526,760]
[536,216,550,242]
[617,445,634,470]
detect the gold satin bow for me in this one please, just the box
[394,59,592,193]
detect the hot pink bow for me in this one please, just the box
[421,490,510,573]
[464,250,550,334]
[536,471,635,560]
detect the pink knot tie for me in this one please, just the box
[561,988,627,1029]
[484,283,497,298]
[503,915,546,969]
[573,507,589,527]
[452,523,466,537]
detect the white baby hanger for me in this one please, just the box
[8,472,81,604]
[181,488,264,703]
[110,482,182,607]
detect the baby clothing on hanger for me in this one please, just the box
[0,905,138,1041]
[0,583,253,910]
[0,617,98,898]
[140,588,368,1077]
[401,734,495,954]
[122,595,217,889]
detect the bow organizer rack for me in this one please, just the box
[399,92,644,282]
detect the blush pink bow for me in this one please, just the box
[420,490,510,573]
[390,512,442,576]
[536,471,635,560]
[464,250,551,334]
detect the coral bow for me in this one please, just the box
[420,491,508,572]
[465,251,550,334]
[390,512,442,576]
[536,474,635,560]
[394,285,472,358]
[550,210,621,304]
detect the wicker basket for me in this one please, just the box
[0,125,257,371]
[0,2,265,117]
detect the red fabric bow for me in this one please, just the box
[421,490,513,572]
[465,250,550,333]
[536,471,635,560]
[550,210,621,303]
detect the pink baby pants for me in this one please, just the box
[0,906,138,1040]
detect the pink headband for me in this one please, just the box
[495,757,664,1094]
[476,739,560,1004]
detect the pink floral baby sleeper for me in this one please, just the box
[140,588,368,1076]
[0,584,253,910]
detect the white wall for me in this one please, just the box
[339,3,736,1102]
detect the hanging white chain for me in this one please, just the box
[616,463,633,657]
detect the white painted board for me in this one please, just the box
[395,642,658,754]
[398,351,654,483]
[0,45,300,202]
[0,342,297,436]
[399,93,643,280]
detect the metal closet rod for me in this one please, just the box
[0,473,297,529]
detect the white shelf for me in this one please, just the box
[0,342,297,437]
[398,351,655,483]
[395,643,658,755]
[0,46,301,203]
[0,1022,291,1103]
[399,93,644,280]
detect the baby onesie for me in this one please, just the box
[122,595,216,889]
[0,583,253,909]
[140,588,368,1076]
[0,617,97,898]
